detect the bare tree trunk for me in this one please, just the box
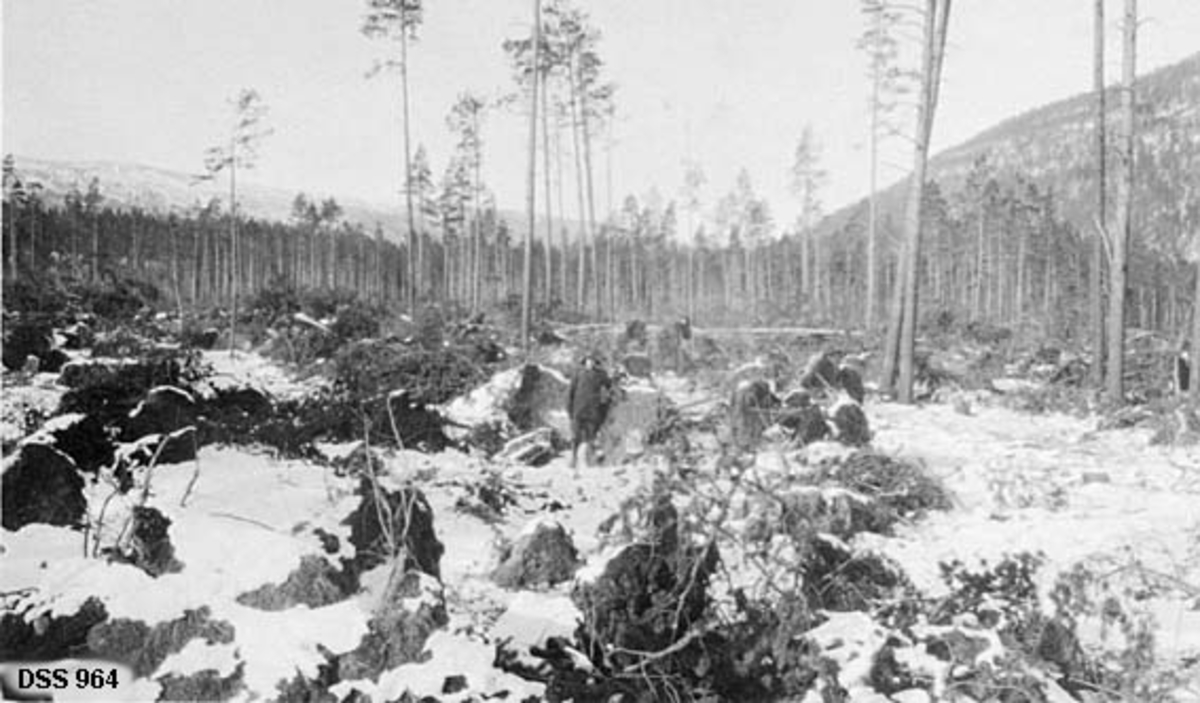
[581,88,600,318]
[171,218,180,307]
[401,26,417,315]
[974,210,985,318]
[541,72,555,307]
[5,196,16,283]
[865,56,881,328]
[1106,0,1136,404]
[192,223,202,304]
[521,0,542,349]
[1191,261,1200,402]
[894,0,951,404]
[553,104,568,305]
[228,141,239,356]
[91,216,100,283]
[1092,0,1108,386]
[568,58,589,313]
[1016,224,1027,322]
[471,148,482,312]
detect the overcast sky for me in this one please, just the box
[4,0,1199,229]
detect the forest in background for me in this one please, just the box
[3,12,1198,351]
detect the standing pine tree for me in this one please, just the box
[198,88,272,355]
[1091,0,1108,386]
[1107,0,1138,404]
[521,0,543,348]
[446,92,488,312]
[885,0,951,403]
[362,0,425,316]
[790,126,827,320]
[3,155,26,283]
[857,0,911,330]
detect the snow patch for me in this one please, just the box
[152,639,240,679]
[332,631,544,702]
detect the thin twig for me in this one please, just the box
[208,511,281,532]
[138,433,173,507]
[179,428,201,508]
[616,624,709,674]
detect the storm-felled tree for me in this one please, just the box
[884,0,951,403]
[362,0,425,315]
[198,88,272,353]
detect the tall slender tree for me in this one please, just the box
[3,155,26,283]
[198,88,271,354]
[84,178,104,282]
[1107,0,1137,403]
[320,198,343,288]
[521,0,543,348]
[446,92,488,311]
[857,0,909,329]
[1091,0,1108,386]
[885,0,951,403]
[680,159,706,320]
[790,126,827,318]
[363,0,425,315]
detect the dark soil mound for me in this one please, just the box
[87,607,236,678]
[493,522,580,589]
[2,318,62,372]
[123,386,197,440]
[48,413,114,474]
[831,401,871,447]
[573,498,717,672]
[0,597,109,661]
[779,405,830,445]
[342,479,443,582]
[836,365,866,404]
[336,570,448,682]
[799,352,839,396]
[2,443,86,532]
[104,506,184,578]
[237,556,349,611]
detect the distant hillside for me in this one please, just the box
[10,156,580,245]
[817,51,1200,257]
[12,156,410,239]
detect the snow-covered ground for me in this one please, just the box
[3,350,1199,701]
[866,399,1200,665]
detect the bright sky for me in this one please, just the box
[4,0,1199,231]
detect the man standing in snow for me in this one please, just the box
[567,355,613,468]
[729,378,780,449]
[1176,341,1191,395]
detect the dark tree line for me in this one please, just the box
[2,153,1193,351]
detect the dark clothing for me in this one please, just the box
[568,365,612,444]
[836,365,866,405]
[729,379,780,448]
[675,317,692,341]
